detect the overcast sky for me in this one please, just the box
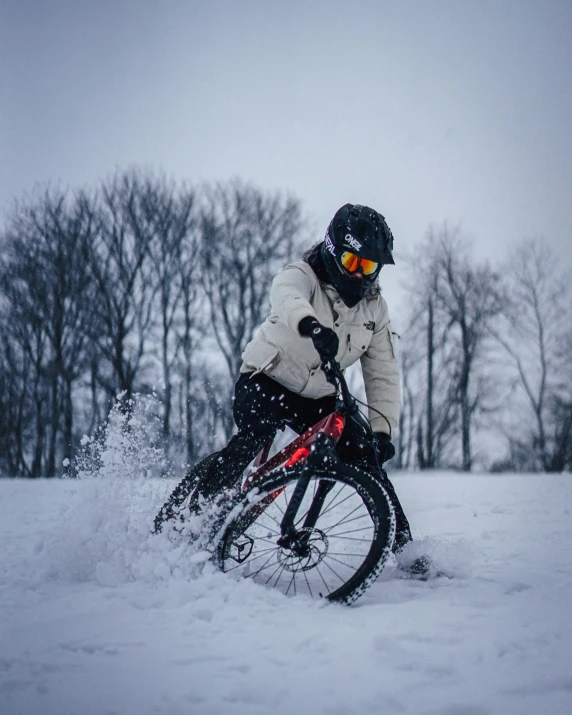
[1,0,571,308]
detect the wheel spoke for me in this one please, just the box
[327,525,374,538]
[320,483,349,518]
[245,535,280,547]
[258,509,283,530]
[286,572,296,596]
[262,560,285,585]
[315,562,333,596]
[320,488,362,521]
[327,535,374,543]
[243,550,279,580]
[320,556,346,584]
[324,551,369,558]
[323,553,361,573]
[247,519,280,537]
[303,567,313,598]
[322,494,363,519]
[222,545,278,573]
[272,561,288,588]
[322,509,370,533]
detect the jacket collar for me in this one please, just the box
[295,261,359,317]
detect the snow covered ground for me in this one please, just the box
[1,471,571,715]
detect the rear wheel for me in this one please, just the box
[215,462,396,604]
[153,474,198,533]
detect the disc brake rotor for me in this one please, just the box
[276,528,329,572]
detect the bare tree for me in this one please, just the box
[394,347,416,469]
[413,291,459,470]
[174,218,209,464]
[87,170,157,402]
[0,333,25,475]
[0,256,49,476]
[432,225,503,471]
[35,191,96,473]
[491,238,571,471]
[403,225,502,471]
[141,177,197,440]
[0,190,97,475]
[402,238,460,470]
[551,328,572,471]
[199,180,306,436]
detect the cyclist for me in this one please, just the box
[156,203,418,568]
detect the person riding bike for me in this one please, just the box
[156,203,416,564]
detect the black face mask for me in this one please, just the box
[329,271,370,308]
[319,243,379,308]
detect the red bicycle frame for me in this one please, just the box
[242,409,346,490]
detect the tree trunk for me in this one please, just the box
[31,386,44,478]
[162,329,171,440]
[63,378,74,466]
[46,368,58,477]
[460,323,472,472]
[426,298,434,468]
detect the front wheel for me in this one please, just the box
[215,462,396,604]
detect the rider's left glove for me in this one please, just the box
[373,432,395,464]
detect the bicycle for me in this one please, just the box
[155,360,397,604]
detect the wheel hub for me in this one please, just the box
[276,528,328,572]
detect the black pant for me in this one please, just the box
[186,372,412,550]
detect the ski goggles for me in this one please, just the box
[339,251,379,276]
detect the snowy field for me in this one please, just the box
[1,472,571,715]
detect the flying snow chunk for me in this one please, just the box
[189,551,212,564]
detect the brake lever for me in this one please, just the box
[321,359,338,386]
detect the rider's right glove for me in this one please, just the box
[298,316,339,361]
[373,432,396,464]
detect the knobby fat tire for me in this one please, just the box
[154,473,199,532]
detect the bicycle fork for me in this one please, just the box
[276,433,337,555]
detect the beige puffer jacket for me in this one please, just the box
[240,261,401,434]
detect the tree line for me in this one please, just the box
[0,171,305,476]
[1,169,570,476]
[394,226,572,473]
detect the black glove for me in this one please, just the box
[298,316,339,361]
[373,432,395,464]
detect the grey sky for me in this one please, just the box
[2,0,571,304]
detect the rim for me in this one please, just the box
[219,475,378,599]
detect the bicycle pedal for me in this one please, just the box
[229,535,255,563]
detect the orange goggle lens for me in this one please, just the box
[340,251,379,276]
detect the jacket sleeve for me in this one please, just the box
[270,265,317,332]
[360,297,401,435]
